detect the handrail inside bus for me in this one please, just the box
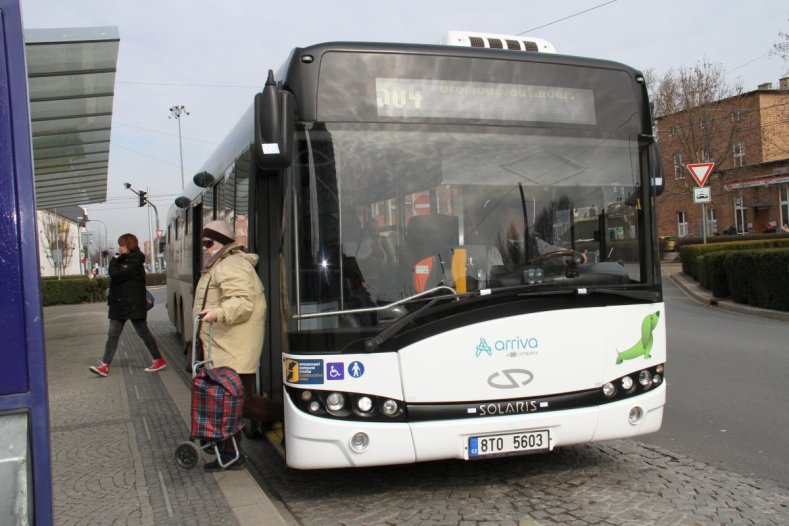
[292,285,458,320]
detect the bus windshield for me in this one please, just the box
[290,121,650,329]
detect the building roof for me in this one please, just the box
[24,27,119,209]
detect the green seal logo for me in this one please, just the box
[616,311,660,364]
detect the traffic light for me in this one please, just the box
[138,191,147,207]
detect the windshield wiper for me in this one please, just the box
[364,286,577,352]
[362,286,659,352]
[363,296,447,352]
[291,285,458,322]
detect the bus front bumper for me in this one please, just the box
[283,383,665,469]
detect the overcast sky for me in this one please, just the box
[20,0,789,251]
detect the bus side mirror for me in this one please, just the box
[640,135,664,197]
[651,144,665,196]
[255,70,294,169]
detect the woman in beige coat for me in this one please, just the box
[194,220,278,471]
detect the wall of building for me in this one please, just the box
[656,85,789,238]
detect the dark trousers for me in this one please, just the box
[222,373,284,455]
[239,374,284,422]
[102,318,162,365]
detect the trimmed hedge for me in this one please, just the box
[696,251,734,297]
[41,275,109,306]
[42,272,165,306]
[674,232,789,252]
[147,272,166,286]
[724,249,789,311]
[680,238,789,279]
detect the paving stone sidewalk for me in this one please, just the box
[46,301,239,525]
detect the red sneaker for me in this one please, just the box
[145,357,167,372]
[89,362,109,377]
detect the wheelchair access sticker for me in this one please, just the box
[285,358,324,384]
[326,362,344,380]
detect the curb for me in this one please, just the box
[664,265,789,323]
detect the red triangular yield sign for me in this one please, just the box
[686,162,714,186]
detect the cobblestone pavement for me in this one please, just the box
[46,302,239,525]
[235,437,789,526]
[83,299,789,526]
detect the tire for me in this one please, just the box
[174,441,200,469]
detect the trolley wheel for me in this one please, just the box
[175,441,200,469]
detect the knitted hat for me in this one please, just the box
[203,220,235,245]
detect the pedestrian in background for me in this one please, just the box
[194,220,280,471]
[89,233,166,377]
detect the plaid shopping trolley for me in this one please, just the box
[175,316,245,470]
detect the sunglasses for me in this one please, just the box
[201,239,215,249]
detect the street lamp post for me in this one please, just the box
[169,105,189,189]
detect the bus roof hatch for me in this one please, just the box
[440,31,555,53]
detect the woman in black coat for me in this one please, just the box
[89,233,167,377]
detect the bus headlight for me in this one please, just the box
[326,392,345,412]
[602,382,617,398]
[638,370,652,387]
[620,376,634,392]
[288,387,407,421]
[356,396,373,413]
[350,432,369,452]
[628,406,644,425]
[382,399,399,416]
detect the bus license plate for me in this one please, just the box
[468,430,549,458]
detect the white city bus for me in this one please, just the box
[166,33,666,469]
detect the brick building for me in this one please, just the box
[655,79,789,238]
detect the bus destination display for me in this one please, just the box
[376,78,597,125]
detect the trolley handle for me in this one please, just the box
[191,314,213,377]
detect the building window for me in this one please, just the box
[706,208,718,236]
[780,184,789,231]
[673,153,684,179]
[668,124,681,135]
[735,195,746,233]
[700,148,713,163]
[730,109,745,122]
[677,211,688,238]
[700,116,712,129]
[733,141,745,168]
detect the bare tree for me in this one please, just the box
[649,60,746,193]
[771,20,788,69]
[40,211,76,278]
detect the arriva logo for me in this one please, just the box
[475,338,493,357]
[474,336,539,357]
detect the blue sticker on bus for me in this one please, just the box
[348,361,365,378]
[285,358,324,384]
[326,362,344,380]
